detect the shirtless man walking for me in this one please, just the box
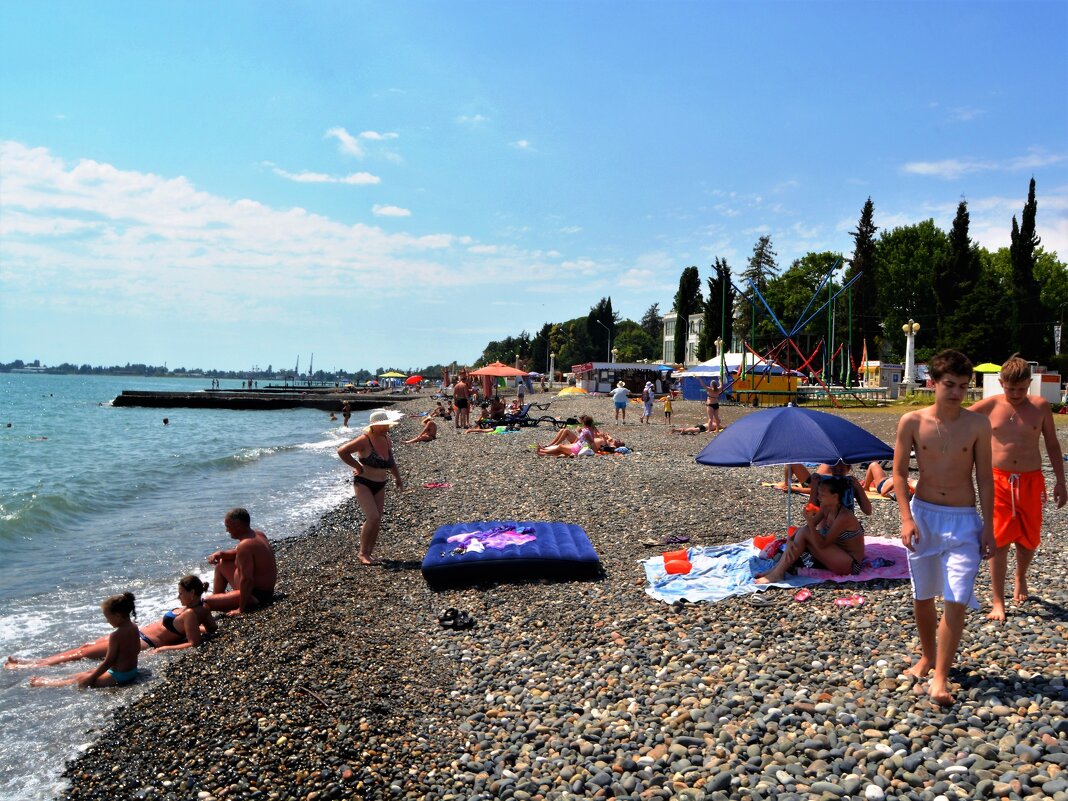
[205,508,277,616]
[453,377,470,429]
[969,355,1065,621]
[893,350,995,705]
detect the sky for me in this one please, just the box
[1,1,1066,373]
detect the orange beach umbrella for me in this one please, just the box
[469,361,529,378]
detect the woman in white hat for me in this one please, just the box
[609,380,631,423]
[337,409,404,565]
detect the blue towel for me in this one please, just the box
[642,542,819,604]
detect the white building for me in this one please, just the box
[661,311,704,366]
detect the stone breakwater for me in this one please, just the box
[63,396,1067,801]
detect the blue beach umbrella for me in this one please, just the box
[695,406,894,526]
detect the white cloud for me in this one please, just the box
[324,127,400,158]
[948,106,985,122]
[559,226,582,234]
[456,114,489,125]
[510,139,533,150]
[902,150,1065,180]
[468,244,499,254]
[902,158,994,180]
[267,163,381,185]
[619,268,653,288]
[372,204,411,217]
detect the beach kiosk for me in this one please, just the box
[860,361,904,399]
[572,362,673,394]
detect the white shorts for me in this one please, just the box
[908,498,982,609]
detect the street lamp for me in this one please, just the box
[595,319,611,363]
[549,352,556,389]
[902,319,921,393]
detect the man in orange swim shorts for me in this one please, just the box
[971,355,1065,621]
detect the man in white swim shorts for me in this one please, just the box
[893,349,994,706]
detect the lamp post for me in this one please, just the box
[611,347,618,364]
[595,319,611,363]
[902,319,920,393]
[549,352,556,389]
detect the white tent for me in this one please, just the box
[673,353,802,378]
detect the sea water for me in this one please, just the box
[0,374,370,800]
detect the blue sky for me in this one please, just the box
[2,1,1066,372]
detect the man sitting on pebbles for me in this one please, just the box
[205,508,277,616]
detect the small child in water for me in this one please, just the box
[30,593,141,688]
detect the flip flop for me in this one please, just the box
[423,482,452,489]
[793,588,812,602]
[747,592,776,607]
[454,611,476,630]
[834,594,865,607]
[438,608,459,628]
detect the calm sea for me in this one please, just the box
[0,374,368,800]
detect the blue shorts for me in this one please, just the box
[614,400,627,410]
[908,498,982,609]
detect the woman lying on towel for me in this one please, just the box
[755,476,865,583]
[537,416,623,456]
[861,461,916,499]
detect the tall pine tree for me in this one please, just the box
[737,235,779,350]
[672,266,703,363]
[936,199,979,348]
[697,258,735,360]
[844,198,878,369]
[1009,178,1049,359]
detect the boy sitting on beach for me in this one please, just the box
[893,349,995,705]
[968,354,1065,621]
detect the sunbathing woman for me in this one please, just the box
[670,423,708,435]
[7,576,217,671]
[539,417,623,453]
[861,460,916,499]
[537,416,597,456]
[755,476,865,583]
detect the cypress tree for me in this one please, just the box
[672,266,703,363]
[937,199,978,348]
[740,235,779,350]
[1009,178,1048,358]
[844,198,878,369]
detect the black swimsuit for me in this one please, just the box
[354,437,394,496]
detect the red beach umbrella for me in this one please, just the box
[405,375,423,385]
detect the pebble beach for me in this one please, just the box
[61,394,1067,801]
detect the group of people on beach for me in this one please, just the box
[755,351,1063,705]
[6,508,278,689]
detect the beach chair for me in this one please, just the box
[479,404,540,429]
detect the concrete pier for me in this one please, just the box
[111,389,411,411]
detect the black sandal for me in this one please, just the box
[438,608,459,628]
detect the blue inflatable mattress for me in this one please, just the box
[421,520,601,588]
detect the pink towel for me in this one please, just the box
[796,538,910,582]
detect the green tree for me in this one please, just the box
[672,266,703,363]
[1033,248,1068,351]
[586,297,618,362]
[614,320,659,362]
[697,258,736,361]
[1009,178,1050,359]
[951,247,1014,363]
[736,235,780,351]
[844,198,879,369]
[549,318,595,371]
[640,302,662,341]
[936,199,980,348]
[531,322,553,375]
[873,220,947,360]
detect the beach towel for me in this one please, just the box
[642,537,910,604]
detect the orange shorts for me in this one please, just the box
[992,468,1044,550]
